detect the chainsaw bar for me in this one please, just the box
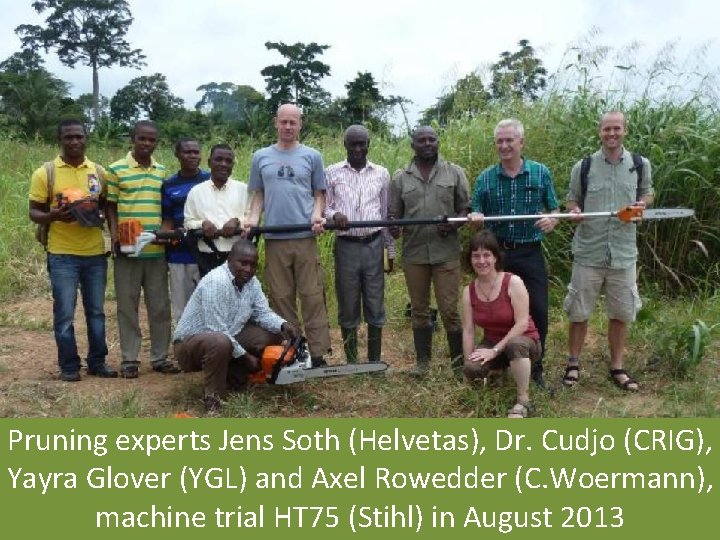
[638,208,695,220]
[273,361,388,384]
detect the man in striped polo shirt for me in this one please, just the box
[324,125,394,363]
[469,118,559,389]
[106,120,178,378]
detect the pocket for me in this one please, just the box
[563,285,578,314]
[437,182,454,206]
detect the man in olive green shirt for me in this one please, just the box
[389,126,470,374]
[563,111,654,392]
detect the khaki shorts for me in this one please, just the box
[563,263,641,323]
[463,336,541,380]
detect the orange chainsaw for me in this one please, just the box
[249,336,387,385]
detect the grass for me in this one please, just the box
[0,42,717,417]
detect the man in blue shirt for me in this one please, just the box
[160,138,210,322]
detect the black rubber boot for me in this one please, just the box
[412,327,433,376]
[340,327,358,364]
[367,325,382,363]
[446,330,464,375]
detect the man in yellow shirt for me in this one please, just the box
[29,119,117,381]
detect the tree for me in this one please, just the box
[343,71,388,127]
[110,73,184,126]
[489,39,547,101]
[0,50,82,140]
[260,41,331,111]
[421,73,489,125]
[16,0,146,126]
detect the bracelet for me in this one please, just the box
[492,347,500,355]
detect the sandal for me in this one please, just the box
[562,364,580,387]
[507,401,531,419]
[609,368,639,392]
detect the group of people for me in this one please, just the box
[29,105,652,416]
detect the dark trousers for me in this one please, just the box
[502,244,548,375]
[197,251,230,277]
[175,323,281,395]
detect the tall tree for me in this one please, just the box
[489,39,547,101]
[260,41,331,111]
[0,50,82,140]
[110,73,184,126]
[343,71,387,126]
[15,0,146,125]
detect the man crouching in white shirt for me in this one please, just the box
[173,239,298,412]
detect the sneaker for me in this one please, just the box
[152,362,181,374]
[87,364,118,378]
[60,371,81,382]
[120,366,139,379]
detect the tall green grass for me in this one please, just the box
[1,41,718,300]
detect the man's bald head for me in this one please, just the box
[275,103,303,147]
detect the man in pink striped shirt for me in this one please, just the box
[325,125,394,363]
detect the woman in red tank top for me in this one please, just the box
[461,231,541,418]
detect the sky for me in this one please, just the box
[0,0,717,125]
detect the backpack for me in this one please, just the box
[579,153,644,211]
[34,162,55,249]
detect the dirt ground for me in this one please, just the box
[1,295,716,418]
[0,296,414,417]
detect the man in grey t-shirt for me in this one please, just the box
[244,104,331,366]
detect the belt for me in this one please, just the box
[337,230,382,243]
[497,239,541,250]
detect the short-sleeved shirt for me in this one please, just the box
[107,152,167,258]
[389,158,470,264]
[472,158,559,243]
[28,156,106,256]
[248,144,326,240]
[567,148,653,268]
[161,169,210,264]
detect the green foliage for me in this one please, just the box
[490,39,548,101]
[655,319,717,378]
[194,82,269,138]
[261,41,331,112]
[421,73,490,126]
[15,0,146,124]
[342,71,391,131]
[110,73,184,126]
[0,51,83,140]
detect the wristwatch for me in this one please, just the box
[492,347,500,355]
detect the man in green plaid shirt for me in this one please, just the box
[469,118,559,388]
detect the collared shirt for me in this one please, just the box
[567,147,653,268]
[390,158,470,264]
[174,264,285,358]
[472,158,559,243]
[324,159,395,258]
[107,152,167,258]
[183,178,248,253]
[29,156,106,256]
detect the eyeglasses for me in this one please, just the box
[277,165,295,178]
